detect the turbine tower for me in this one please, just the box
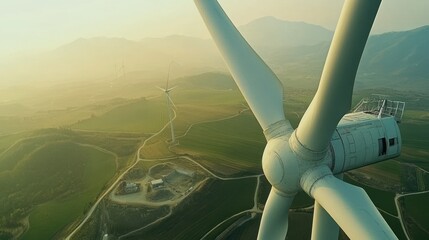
[158,62,177,144]
[195,0,402,239]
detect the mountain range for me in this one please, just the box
[2,16,428,91]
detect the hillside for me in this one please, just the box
[250,23,429,90]
[1,17,427,92]
[359,25,429,87]
[4,36,223,84]
[238,16,333,51]
[0,133,116,239]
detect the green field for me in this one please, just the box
[380,213,407,240]
[74,131,143,170]
[19,142,116,240]
[403,192,429,239]
[0,130,118,240]
[344,175,397,215]
[0,132,72,172]
[69,74,244,135]
[202,213,248,239]
[226,212,314,240]
[175,111,265,173]
[72,98,168,133]
[226,215,261,240]
[0,98,133,136]
[401,122,429,150]
[0,132,29,155]
[176,72,238,91]
[131,178,256,240]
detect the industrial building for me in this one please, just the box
[117,181,141,194]
[150,179,164,189]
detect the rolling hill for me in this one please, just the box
[2,17,427,92]
[360,25,429,86]
[238,16,333,51]
[0,131,117,239]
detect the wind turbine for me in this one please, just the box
[158,62,178,144]
[195,0,402,239]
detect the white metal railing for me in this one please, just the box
[353,95,405,122]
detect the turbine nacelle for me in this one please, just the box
[156,86,178,94]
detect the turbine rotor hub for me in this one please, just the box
[262,132,332,195]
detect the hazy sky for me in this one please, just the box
[1,0,428,60]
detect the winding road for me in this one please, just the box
[394,189,429,240]
[65,106,264,240]
[65,109,178,240]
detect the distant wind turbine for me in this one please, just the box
[157,62,178,144]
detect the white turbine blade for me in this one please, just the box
[302,167,397,239]
[311,174,343,240]
[311,202,339,240]
[167,94,177,109]
[166,61,173,90]
[166,85,178,92]
[195,0,286,131]
[296,0,381,152]
[258,188,294,240]
[156,86,166,92]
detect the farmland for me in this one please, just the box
[127,178,256,240]
[72,98,168,133]
[0,139,116,239]
[174,112,265,174]
[403,192,429,239]
[0,70,428,239]
[0,128,142,239]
